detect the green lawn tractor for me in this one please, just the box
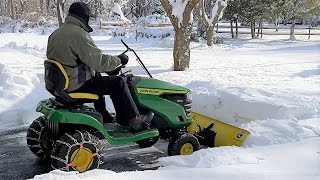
[26,40,200,173]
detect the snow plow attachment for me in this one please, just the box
[188,112,250,147]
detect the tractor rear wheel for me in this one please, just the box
[136,136,159,148]
[26,116,53,160]
[51,130,103,172]
[168,133,200,156]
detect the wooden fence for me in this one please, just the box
[99,20,320,40]
[215,24,320,40]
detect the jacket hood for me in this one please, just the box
[64,14,93,33]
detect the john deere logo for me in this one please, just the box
[138,88,160,94]
[137,88,187,96]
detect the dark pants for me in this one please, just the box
[74,76,139,125]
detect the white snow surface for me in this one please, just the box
[0,31,319,179]
[31,137,320,180]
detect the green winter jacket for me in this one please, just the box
[46,15,121,92]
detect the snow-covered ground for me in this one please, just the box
[0,30,319,179]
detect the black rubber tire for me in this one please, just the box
[136,136,159,148]
[26,116,52,160]
[167,133,200,156]
[51,130,103,172]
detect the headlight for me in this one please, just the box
[186,92,192,101]
[36,101,42,112]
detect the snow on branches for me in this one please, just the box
[161,0,200,28]
[195,0,228,46]
[205,0,228,26]
[168,0,189,27]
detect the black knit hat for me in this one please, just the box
[68,2,90,23]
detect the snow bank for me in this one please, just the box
[136,14,171,26]
[0,63,39,102]
[30,137,320,180]
[0,16,57,34]
[159,146,265,168]
[0,63,41,131]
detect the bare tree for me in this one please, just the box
[161,0,200,71]
[195,0,228,46]
[10,0,16,19]
[56,0,66,27]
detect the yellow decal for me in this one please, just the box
[137,88,186,95]
[68,93,99,100]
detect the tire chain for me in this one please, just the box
[51,130,104,172]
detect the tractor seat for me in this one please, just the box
[44,59,99,104]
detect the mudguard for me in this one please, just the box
[188,112,250,147]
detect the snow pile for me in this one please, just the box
[30,138,320,180]
[0,63,41,131]
[0,16,57,34]
[159,146,264,168]
[0,63,39,101]
[136,14,171,26]
[3,41,46,57]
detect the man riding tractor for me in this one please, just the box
[46,2,152,131]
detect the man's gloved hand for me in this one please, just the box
[118,54,129,65]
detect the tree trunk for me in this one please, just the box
[250,20,256,39]
[161,0,199,71]
[0,0,2,15]
[46,0,50,14]
[230,20,234,38]
[194,2,205,38]
[206,26,214,46]
[275,18,279,32]
[39,0,43,15]
[12,0,17,20]
[56,0,65,27]
[260,22,263,38]
[6,0,10,17]
[235,19,238,38]
[94,0,98,20]
[174,27,192,70]
[200,0,226,46]
[20,0,25,16]
[290,20,296,40]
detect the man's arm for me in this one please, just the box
[74,33,121,72]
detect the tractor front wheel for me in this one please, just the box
[26,116,53,160]
[51,130,103,173]
[168,133,200,156]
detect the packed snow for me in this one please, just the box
[0,22,319,179]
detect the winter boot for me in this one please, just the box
[129,112,154,131]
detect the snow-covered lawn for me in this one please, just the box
[0,32,319,179]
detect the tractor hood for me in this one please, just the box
[134,78,190,95]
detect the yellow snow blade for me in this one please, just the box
[188,112,250,147]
